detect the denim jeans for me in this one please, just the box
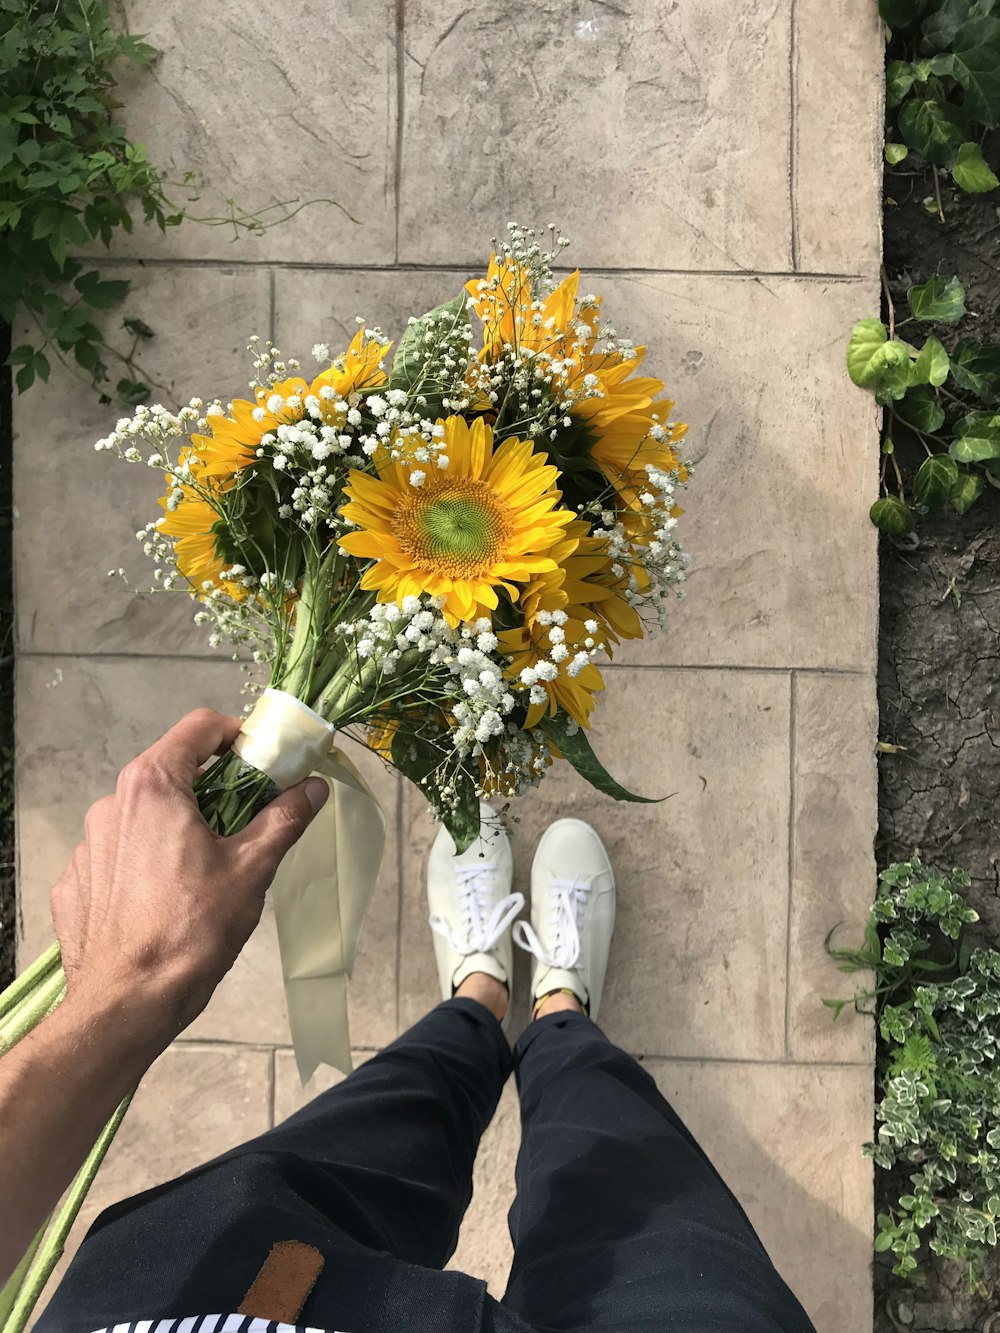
[38,999,815,1333]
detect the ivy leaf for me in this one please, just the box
[886,142,910,165]
[870,496,916,535]
[898,97,968,163]
[886,61,918,107]
[907,274,967,322]
[545,712,664,804]
[896,384,946,433]
[74,270,130,309]
[921,0,998,53]
[848,319,891,387]
[951,337,1000,401]
[951,140,1000,192]
[949,410,1000,461]
[116,377,150,405]
[944,17,1000,126]
[912,334,950,385]
[879,0,935,29]
[914,453,959,507]
[950,471,985,512]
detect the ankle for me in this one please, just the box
[454,971,509,1023]
[533,988,584,1020]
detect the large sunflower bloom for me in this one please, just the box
[338,416,577,626]
[466,257,689,509]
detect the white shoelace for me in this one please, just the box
[513,876,593,969]
[429,862,525,956]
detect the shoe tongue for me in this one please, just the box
[452,952,508,993]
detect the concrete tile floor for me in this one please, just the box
[12,3,884,1329]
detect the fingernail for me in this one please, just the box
[303,777,329,813]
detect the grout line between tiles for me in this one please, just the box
[393,0,404,263]
[788,0,799,271]
[784,671,797,1059]
[74,254,873,282]
[173,1036,870,1070]
[267,269,276,346]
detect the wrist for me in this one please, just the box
[51,978,177,1083]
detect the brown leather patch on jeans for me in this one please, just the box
[238,1240,325,1323]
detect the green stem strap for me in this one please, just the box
[0,968,67,1056]
[0,1092,134,1333]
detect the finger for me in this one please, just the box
[143,708,244,785]
[232,777,329,873]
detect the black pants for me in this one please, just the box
[40,999,815,1333]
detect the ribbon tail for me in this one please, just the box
[269,746,386,1084]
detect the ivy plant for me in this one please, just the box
[881,0,1000,208]
[852,0,1000,532]
[828,858,1000,1287]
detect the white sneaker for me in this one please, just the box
[513,818,616,1020]
[427,802,523,1006]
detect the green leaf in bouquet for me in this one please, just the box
[870,495,916,535]
[912,334,950,386]
[388,292,469,402]
[545,712,664,804]
[914,453,959,507]
[950,470,985,512]
[898,97,968,164]
[896,384,946,433]
[907,274,967,322]
[951,140,1000,191]
[389,723,481,853]
[950,336,1000,400]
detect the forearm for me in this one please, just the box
[0,990,166,1284]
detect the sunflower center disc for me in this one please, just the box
[395,478,511,577]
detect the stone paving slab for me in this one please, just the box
[13,265,271,658]
[107,0,398,266]
[402,666,796,1060]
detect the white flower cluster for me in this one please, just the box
[338,596,554,793]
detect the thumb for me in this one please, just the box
[236,776,329,868]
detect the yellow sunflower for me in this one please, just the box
[338,416,577,626]
[156,485,248,602]
[466,256,689,510]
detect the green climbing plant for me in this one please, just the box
[0,0,345,405]
[852,0,1000,532]
[828,859,1000,1287]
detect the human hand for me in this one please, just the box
[50,707,329,1049]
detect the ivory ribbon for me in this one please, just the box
[232,688,385,1082]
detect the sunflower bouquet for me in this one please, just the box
[0,225,691,1331]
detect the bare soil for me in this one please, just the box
[875,130,1000,1332]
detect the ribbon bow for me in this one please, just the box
[232,688,385,1082]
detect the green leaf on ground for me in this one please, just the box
[886,61,918,107]
[871,496,916,535]
[898,96,968,164]
[951,141,1000,191]
[950,471,985,512]
[949,410,1000,460]
[897,384,946,433]
[914,453,959,507]
[912,334,950,385]
[907,274,967,322]
[546,712,663,803]
[886,142,910,164]
[848,319,891,387]
[951,337,1000,400]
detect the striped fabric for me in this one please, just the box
[89,1316,344,1333]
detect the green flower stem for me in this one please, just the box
[0,1093,134,1333]
[0,942,60,1022]
[0,968,66,1056]
[0,1220,49,1329]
